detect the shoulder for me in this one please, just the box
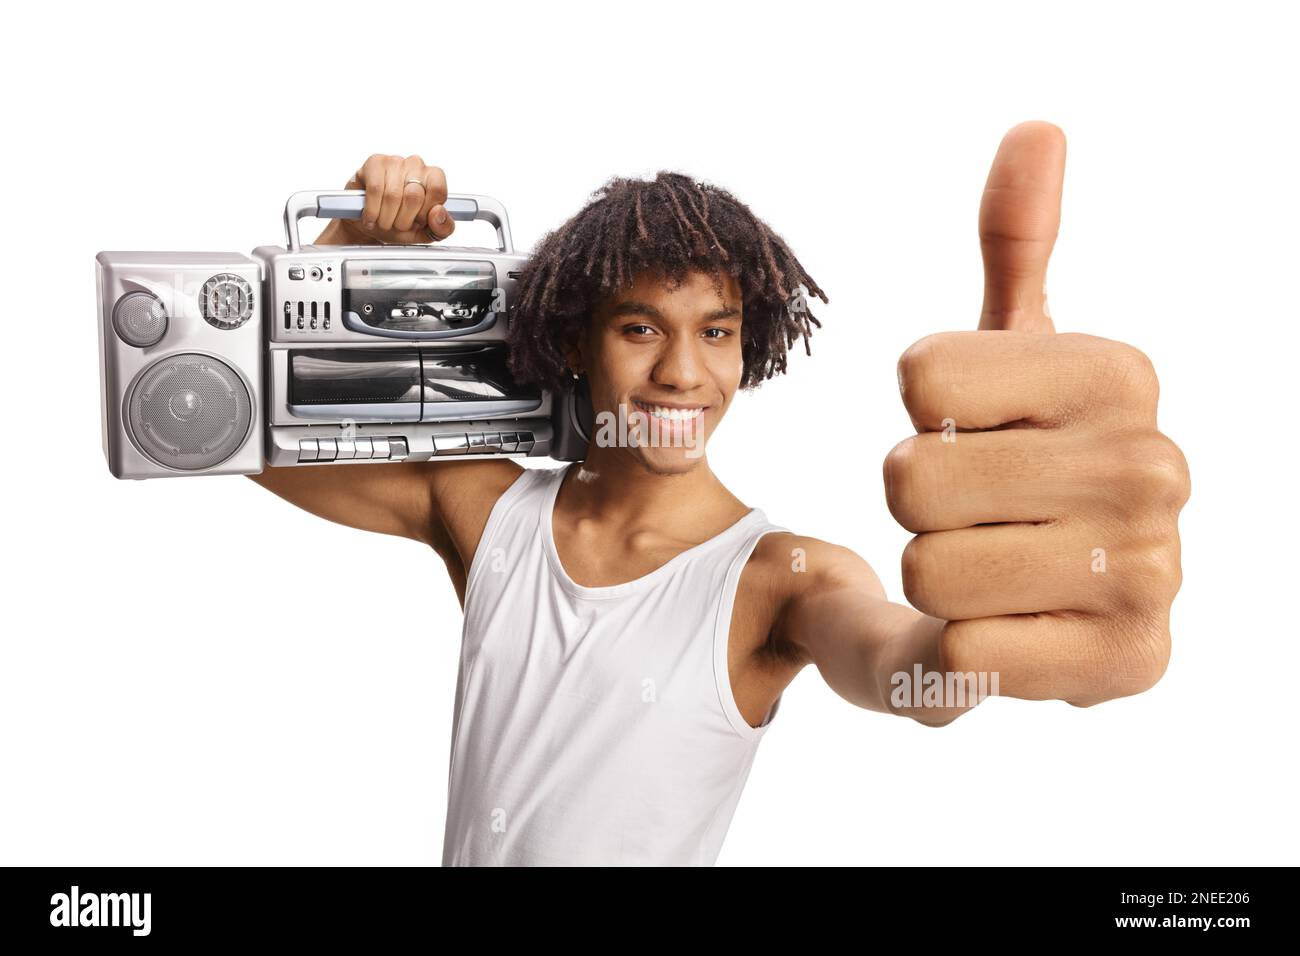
[746,532,887,660]
[750,532,886,602]
[733,530,883,671]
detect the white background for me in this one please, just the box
[2,0,1296,866]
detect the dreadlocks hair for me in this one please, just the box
[505,170,828,395]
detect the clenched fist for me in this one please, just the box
[882,122,1191,708]
[316,154,457,246]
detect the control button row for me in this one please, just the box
[433,430,535,456]
[283,300,332,332]
[298,437,410,463]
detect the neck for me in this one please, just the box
[559,446,743,533]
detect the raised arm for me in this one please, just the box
[246,155,523,600]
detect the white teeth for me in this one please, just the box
[636,402,702,421]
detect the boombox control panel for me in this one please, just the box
[297,436,409,462]
[431,430,537,456]
[295,429,537,463]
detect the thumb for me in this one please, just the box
[978,121,1066,333]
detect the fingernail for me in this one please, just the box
[434,208,448,224]
[365,219,376,228]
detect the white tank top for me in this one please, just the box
[442,462,791,866]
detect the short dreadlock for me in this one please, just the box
[505,170,828,394]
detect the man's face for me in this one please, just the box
[576,268,744,475]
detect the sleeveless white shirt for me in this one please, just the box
[442,462,792,866]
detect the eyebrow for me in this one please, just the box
[604,301,742,322]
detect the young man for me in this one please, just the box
[249,122,1190,865]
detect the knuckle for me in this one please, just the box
[897,333,946,386]
[1143,541,1181,591]
[882,436,917,514]
[1118,626,1172,695]
[1123,344,1159,392]
[884,435,940,532]
[1115,429,1191,511]
[1144,432,1191,510]
[425,165,448,199]
[1078,619,1171,703]
[1103,342,1160,411]
[900,534,940,614]
[897,333,955,423]
[1153,432,1192,510]
[1119,540,1183,609]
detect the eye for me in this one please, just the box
[702,328,732,339]
[623,324,656,336]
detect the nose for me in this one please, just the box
[650,334,709,392]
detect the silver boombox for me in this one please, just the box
[97,190,593,479]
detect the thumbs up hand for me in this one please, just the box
[882,122,1191,707]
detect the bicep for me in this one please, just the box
[775,540,886,660]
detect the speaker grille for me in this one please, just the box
[200,273,255,330]
[126,354,253,470]
[112,291,168,348]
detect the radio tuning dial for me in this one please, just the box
[200,273,255,330]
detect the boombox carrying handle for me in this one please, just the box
[283,190,514,253]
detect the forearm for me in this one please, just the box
[869,608,973,727]
[789,579,974,727]
[246,462,438,546]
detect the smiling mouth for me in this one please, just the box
[632,400,707,423]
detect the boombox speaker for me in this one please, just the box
[126,354,254,470]
[97,252,263,479]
